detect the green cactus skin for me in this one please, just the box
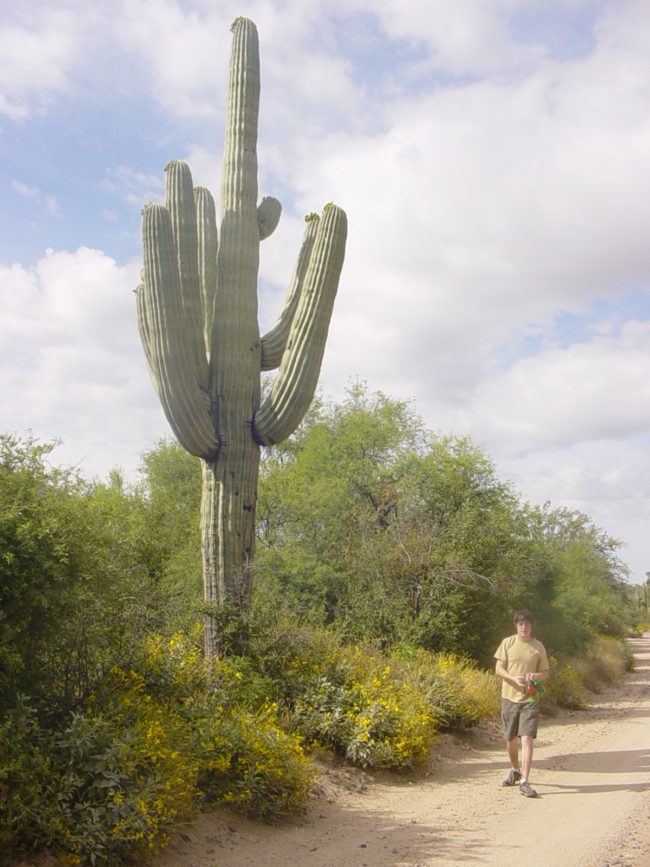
[136,17,347,657]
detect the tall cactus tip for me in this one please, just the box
[305,212,319,223]
[164,159,186,172]
[231,16,254,32]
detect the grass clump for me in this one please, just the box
[572,636,631,692]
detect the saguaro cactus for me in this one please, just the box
[136,17,347,656]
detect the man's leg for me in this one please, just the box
[501,701,522,786]
[519,732,538,796]
[521,735,534,780]
[507,736,520,770]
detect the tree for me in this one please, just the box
[255,387,517,655]
[254,386,637,662]
[521,503,633,654]
[135,18,347,656]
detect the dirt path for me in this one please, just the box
[150,636,650,867]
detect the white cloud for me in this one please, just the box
[500,436,650,580]
[356,0,545,76]
[11,180,39,198]
[114,0,233,118]
[0,11,81,118]
[268,0,650,434]
[103,166,164,207]
[10,179,61,220]
[0,248,166,478]
[463,321,650,456]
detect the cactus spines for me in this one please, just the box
[136,17,347,656]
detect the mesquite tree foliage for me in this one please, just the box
[135,17,347,656]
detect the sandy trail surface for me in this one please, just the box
[150,636,650,867]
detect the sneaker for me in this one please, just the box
[519,781,537,798]
[502,769,522,786]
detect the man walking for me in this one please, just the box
[494,609,549,798]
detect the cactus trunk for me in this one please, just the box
[201,447,258,657]
[136,17,347,656]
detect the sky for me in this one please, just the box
[2,0,650,582]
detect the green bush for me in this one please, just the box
[0,701,55,861]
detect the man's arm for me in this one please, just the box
[495,659,527,693]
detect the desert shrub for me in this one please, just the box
[126,634,313,821]
[257,628,439,768]
[576,637,629,692]
[542,659,588,710]
[0,701,55,861]
[0,688,199,865]
[555,637,631,698]
[621,639,636,672]
[48,698,199,862]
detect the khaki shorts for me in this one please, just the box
[501,699,539,740]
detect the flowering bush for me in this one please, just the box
[192,699,312,819]
[0,634,312,864]
[293,666,436,768]
[256,627,500,769]
[405,650,501,729]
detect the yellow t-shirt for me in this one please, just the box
[494,634,549,703]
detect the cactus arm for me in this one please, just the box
[164,161,211,398]
[134,277,155,372]
[140,203,218,459]
[257,196,282,240]
[253,204,347,445]
[165,162,202,335]
[195,186,218,357]
[260,215,319,371]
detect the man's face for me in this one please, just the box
[516,619,532,640]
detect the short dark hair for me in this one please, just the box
[513,609,534,625]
